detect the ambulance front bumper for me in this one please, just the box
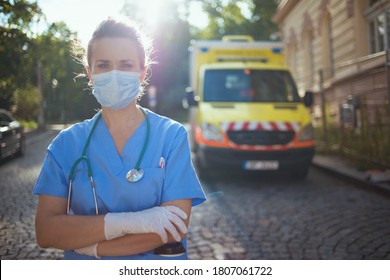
[196,145,315,171]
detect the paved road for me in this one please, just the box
[188,171,390,259]
[0,130,62,259]
[1,130,389,259]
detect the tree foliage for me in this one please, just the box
[13,85,40,122]
[194,0,279,40]
[34,22,99,123]
[0,0,41,30]
[0,0,41,110]
[0,0,97,122]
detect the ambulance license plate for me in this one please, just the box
[244,160,279,170]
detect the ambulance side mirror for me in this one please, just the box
[183,87,198,109]
[303,91,313,107]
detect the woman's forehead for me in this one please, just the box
[91,37,140,61]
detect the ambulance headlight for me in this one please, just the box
[201,122,223,142]
[298,124,314,142]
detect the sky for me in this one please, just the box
[36,0,208,48]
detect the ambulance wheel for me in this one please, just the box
[290,166,309,180]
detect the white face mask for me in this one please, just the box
[92,70,141,110]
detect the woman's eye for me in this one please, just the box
[97,63,109,69]
[124,64,133,69]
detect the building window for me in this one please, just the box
[303,32,315,87]
[366,0,390,53]
[302,13,315,87]
[287,29,297,80]
[320,10,334,79]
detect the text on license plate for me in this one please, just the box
[244,161,279,170]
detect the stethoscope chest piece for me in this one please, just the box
[126,168,144,182]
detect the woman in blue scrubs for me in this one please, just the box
[33,18,206,259]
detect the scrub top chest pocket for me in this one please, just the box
[116,167,166,211]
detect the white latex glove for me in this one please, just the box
[104,205,188,243]
[75,243,100,259]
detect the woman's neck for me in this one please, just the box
[101,101,143,131]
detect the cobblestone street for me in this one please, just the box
[188,171,390,259]
[1,130,390,260]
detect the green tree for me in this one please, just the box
[34,22,98,124]
[1,0,98,123]
[0,0,41,110]
[0,0,41,29]
[13,85,40,122]
[194,0,278,40]
[250,0,280,40]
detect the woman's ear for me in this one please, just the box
[140,67,148,82]
[85,66,92,83]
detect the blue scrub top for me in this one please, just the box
[33,108,206,260]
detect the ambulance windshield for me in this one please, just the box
[203,69,300,103]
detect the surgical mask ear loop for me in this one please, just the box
[67,111,102,215]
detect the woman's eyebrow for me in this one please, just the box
[120,59,136,63]
[95,59,110,63]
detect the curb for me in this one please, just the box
[311,158,390,197]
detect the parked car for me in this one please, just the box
[0,109,25,160]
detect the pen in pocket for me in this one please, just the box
[159,157,165,168]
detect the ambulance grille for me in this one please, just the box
[227,131,295,146]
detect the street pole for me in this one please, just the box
[37,60,46,130]
[386,49,390,141]
[319,69,328,145]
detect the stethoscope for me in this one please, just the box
[66,107,150,215]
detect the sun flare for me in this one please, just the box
[38,0,209,48]
[122,0,209,31]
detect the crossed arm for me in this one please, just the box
[35,194,191,257]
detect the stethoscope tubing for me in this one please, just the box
[66,107,150,216]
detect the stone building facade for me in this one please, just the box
[273,0,390,167]
[274,0,390,127]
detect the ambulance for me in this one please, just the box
[184,36,315,180]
